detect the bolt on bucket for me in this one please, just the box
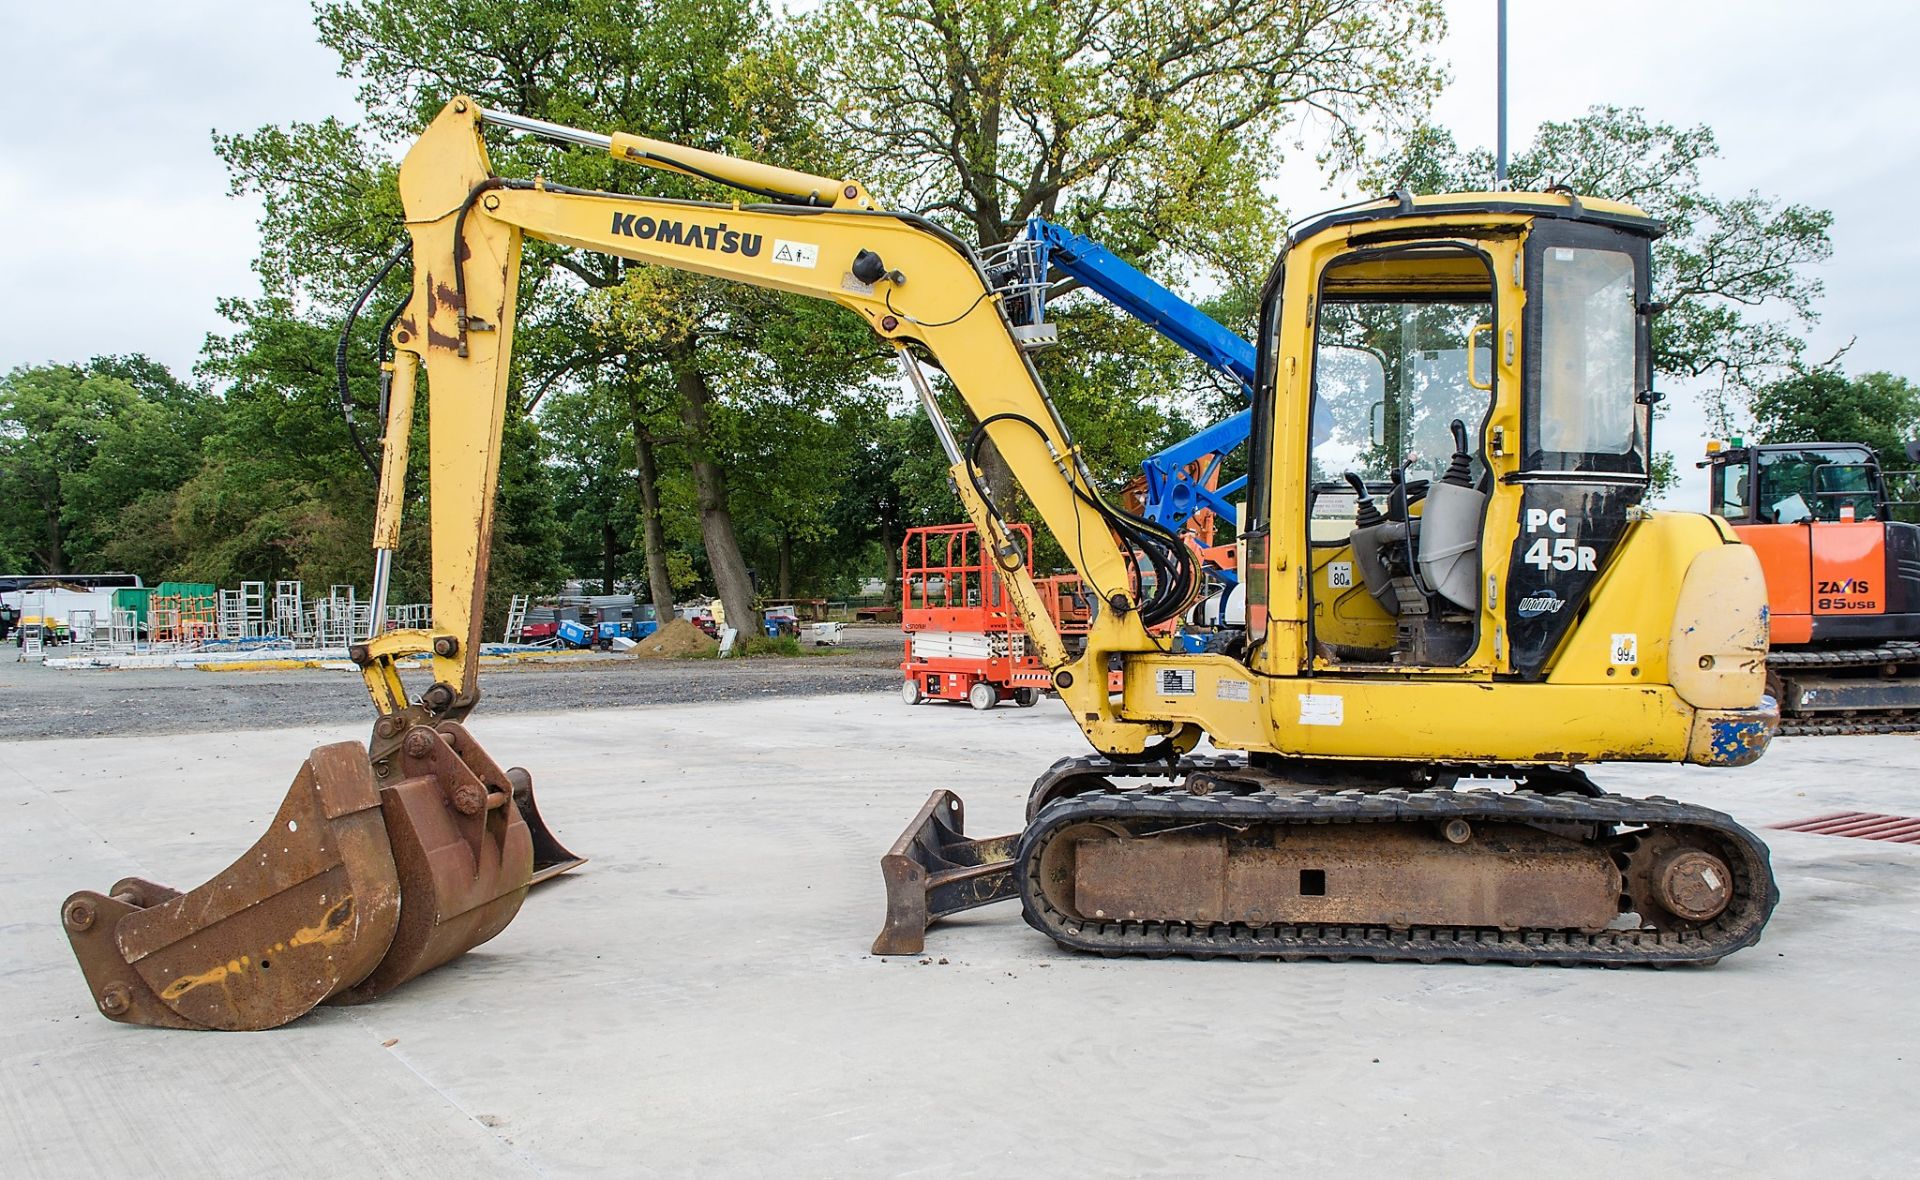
[62,724,583,1030]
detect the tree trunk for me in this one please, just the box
[879,518,896,593]
[667,340,760,644]
[629,420,677,622]
[40,493,66,575]
[777,529,793,600]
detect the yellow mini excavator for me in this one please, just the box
[64,98,1784,1029]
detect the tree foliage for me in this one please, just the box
[1751,368,1920,465]
[1369,107,1835,415]
[0,357,214,575]
[798,0,1443,258]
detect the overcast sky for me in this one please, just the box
[3,1,1914,508]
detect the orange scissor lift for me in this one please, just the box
[899,523,1061,710]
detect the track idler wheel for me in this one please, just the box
[62,724,581,1029]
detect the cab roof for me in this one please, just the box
[1288,191,1662,248]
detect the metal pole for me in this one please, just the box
[1495,0,1509,190]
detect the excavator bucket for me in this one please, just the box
[62,723,582,1029]
[872,790,1020,955]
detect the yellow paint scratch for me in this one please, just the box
[157,896,355,1001]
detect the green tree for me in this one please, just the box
[1751,368,1920,465]
[793,0,1446,506]
[541,381,641,594]
[0,357,214,576]
[297,0,886,640]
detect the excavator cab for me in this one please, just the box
[1281,203,1658,677]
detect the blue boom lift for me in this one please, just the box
[998,219,1255,576]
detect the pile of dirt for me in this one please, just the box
[633,618,719,658]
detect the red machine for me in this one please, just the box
[899,524,1052,710]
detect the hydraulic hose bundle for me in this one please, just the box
[965,413,1199,630]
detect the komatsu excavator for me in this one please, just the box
[64,99,1785,1030]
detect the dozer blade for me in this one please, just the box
[61,742,404,1031]
[872,790,1020,956]
[63,723,584,1029]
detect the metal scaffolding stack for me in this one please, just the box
[29,578,437,665]
[273,581,304,638]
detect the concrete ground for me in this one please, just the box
[3,694,1916,1177]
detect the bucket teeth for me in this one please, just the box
[63,725,585,1030]
[509,766,589,885]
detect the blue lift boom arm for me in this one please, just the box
[1017,219,1256,561]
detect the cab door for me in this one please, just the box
[1502,223,1657,678]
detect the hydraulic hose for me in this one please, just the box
[335,239,414,477]
[965,413,1198,630]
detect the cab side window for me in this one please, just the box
[1714,460,1749,520]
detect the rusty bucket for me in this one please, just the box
[62,723,582,1030]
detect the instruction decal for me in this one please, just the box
[770,239,820,268]
[1326,561,1353,589]
[1610,633,1638,666]
[1158,668,1197,696]
[1216,679,1250,702]
[1298,693,1344,726]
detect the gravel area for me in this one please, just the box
[0,626,904,740]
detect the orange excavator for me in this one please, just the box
[1704,438,1920,732]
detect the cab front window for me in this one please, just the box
[1755,445,1878,523]
[1523,226,1651,477]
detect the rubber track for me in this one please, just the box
[1778,719,1920,736]
[1015,784,1779,967]
[1768,641,1920,668]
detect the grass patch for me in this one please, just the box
[740,635,803,658]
